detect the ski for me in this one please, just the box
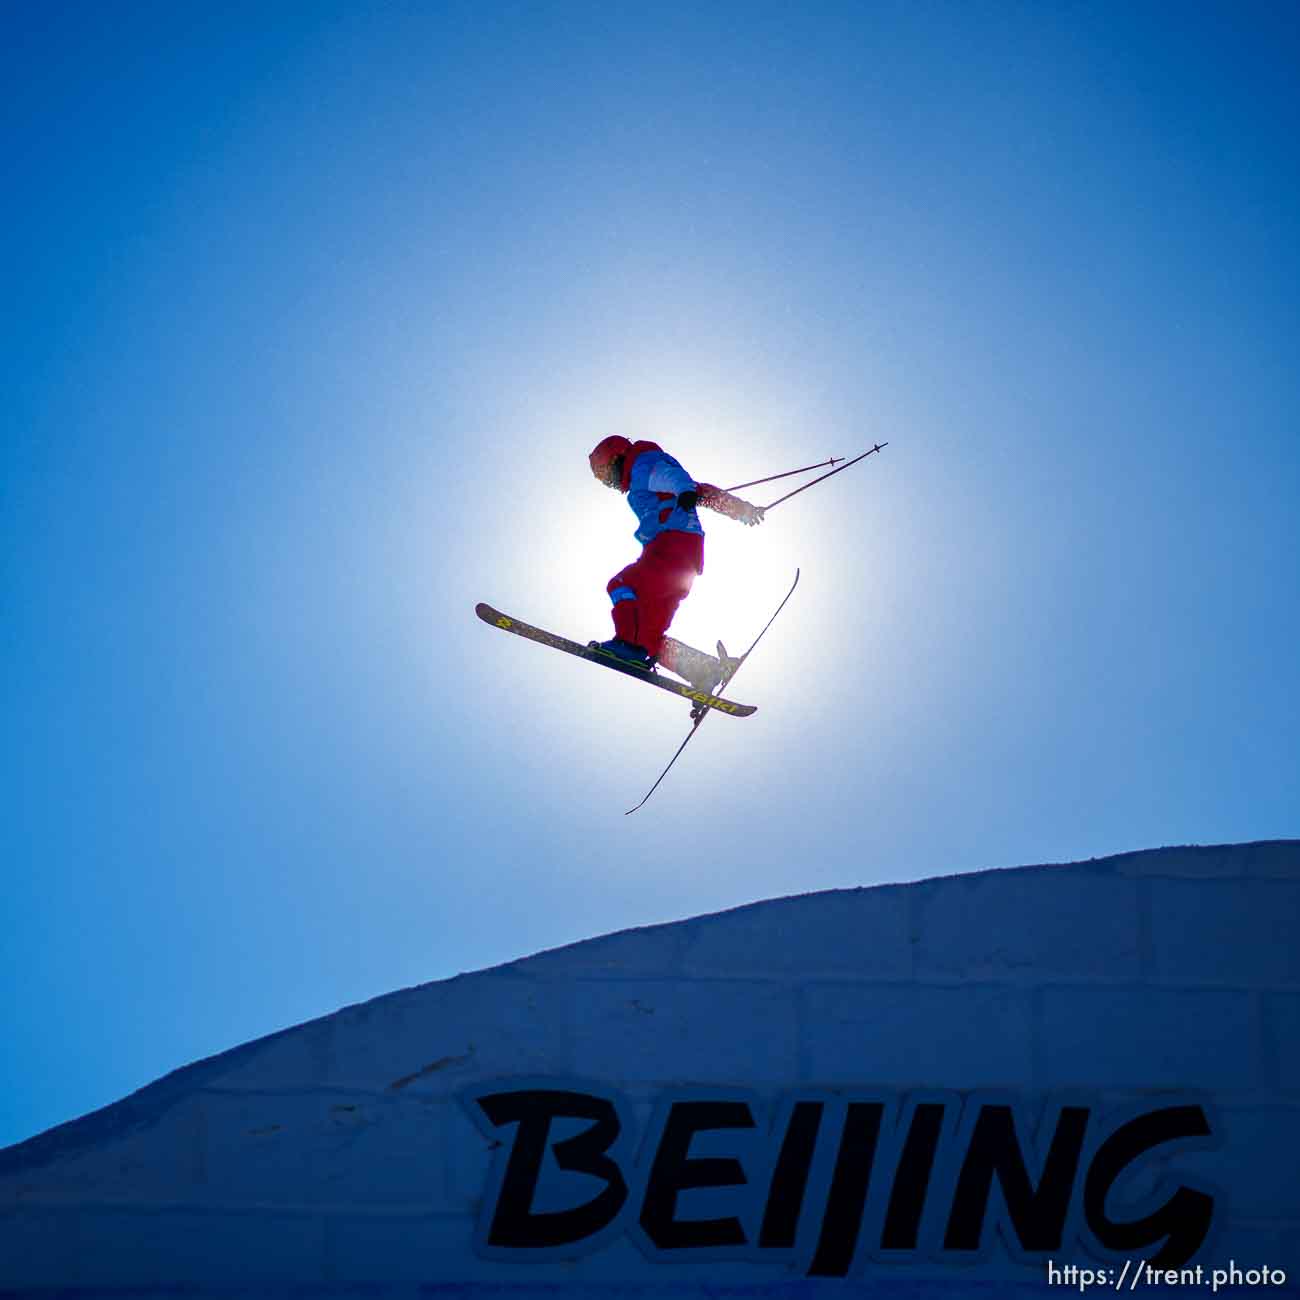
[475,604,757,717]
[625,568,801,815]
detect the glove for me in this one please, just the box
[740,502,765,526]
[676,491,698,512]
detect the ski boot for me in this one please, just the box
[659,637,744,706]
[588,637,654,673]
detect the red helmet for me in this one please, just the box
[589,435,631,488]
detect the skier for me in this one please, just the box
[588,435,765,694]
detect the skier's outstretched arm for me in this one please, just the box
[696,483,765,526]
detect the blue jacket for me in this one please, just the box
[622,443,705,546]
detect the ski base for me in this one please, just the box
[475,604,756,717]
[625,568,800,814]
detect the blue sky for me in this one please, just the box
[3,1,1297,1149]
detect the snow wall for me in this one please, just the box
[2,841,1298,1299]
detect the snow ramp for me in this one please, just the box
[1,841,1298,1297]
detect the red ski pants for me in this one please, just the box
[606,531,705,659]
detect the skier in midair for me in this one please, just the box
[587,436,764,693]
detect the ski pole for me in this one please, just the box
[723,457,843,493]
[761,443,887,511]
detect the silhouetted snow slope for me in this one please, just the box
[2,842,1297,1297]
